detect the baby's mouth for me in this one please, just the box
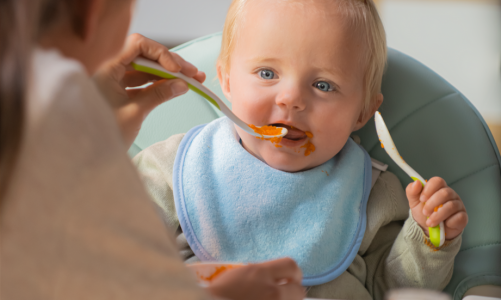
[270,123,307,141]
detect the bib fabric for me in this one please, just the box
[173,117,372,286]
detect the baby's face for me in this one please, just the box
[220,0,369,172]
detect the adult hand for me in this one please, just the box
[93,33,206,148]
[206,258,305,300]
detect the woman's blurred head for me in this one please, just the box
[0,0,135,202]
[39,0,136,74]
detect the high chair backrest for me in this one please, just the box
[129,33,501,300]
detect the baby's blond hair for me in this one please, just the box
[218,0,387,118]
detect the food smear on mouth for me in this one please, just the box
[301,141,316,156]
[249,124,283,147]
[301,131,315,156]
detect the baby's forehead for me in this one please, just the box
[240,0,365,41]
[238,1,367,55]
[243,0,350,18]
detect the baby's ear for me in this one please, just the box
[217,64,232,102]
[354,93,384,131]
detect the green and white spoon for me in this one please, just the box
[131,58,287,139]
[375,111,445,248]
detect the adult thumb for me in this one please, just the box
[131,79,189,111]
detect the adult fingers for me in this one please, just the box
[170,52,200,80]
[119,34,205,83]
[419,177,448,203]
[422,187,460,217]
[129,79,189,111]
[406,181,423,209]
[120,34,181,72]
[276,281,306,300]
[121,70,163,88]
[194,70,206,84]
[122,65,205,89]
[166,52,205,83]
[426,199,464,227]
[262,258,302,285]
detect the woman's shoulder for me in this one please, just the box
[28,48,126,157]
[29,48,88,117]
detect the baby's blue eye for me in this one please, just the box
[259,69,275,80]
[314,81,333,92]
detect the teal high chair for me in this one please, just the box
[129,33,501,300]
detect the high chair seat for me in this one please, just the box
[129,32,501,300]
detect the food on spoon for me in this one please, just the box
[249,124,283,136]
[249,124,315,154]
[249,124,283,147]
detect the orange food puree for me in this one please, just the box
[249,124,283,148]
[249,124,283,136]
[199,265,237,282]
[301,141,316,156]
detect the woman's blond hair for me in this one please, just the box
[218,0,387,118]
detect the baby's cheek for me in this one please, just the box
[314,125,352,156]
[234,97,271,122]
[315,139,344,159]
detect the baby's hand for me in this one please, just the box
[406,177,468,240]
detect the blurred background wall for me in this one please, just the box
[128,0,501,151]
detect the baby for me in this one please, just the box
[134,0,468,299]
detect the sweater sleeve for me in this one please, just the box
[363,172,462,300]
[133,134,203,263]
[133,134,185,233]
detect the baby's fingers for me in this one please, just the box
[420,177,447,203]
[406,181,424,209]
[426,199,464,227]
[422,186,459,217]
[444,211,469,232]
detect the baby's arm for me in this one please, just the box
[364,173,463,300]
[133,134,200,262]
[133,134,186,233]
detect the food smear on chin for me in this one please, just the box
[249,124,283,147]
[301,140,316,156]
[301,132,315,156]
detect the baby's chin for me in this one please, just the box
[256,146,320,173]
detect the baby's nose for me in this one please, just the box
[275,86,306,111]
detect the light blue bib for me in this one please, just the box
[173,117,372,286]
